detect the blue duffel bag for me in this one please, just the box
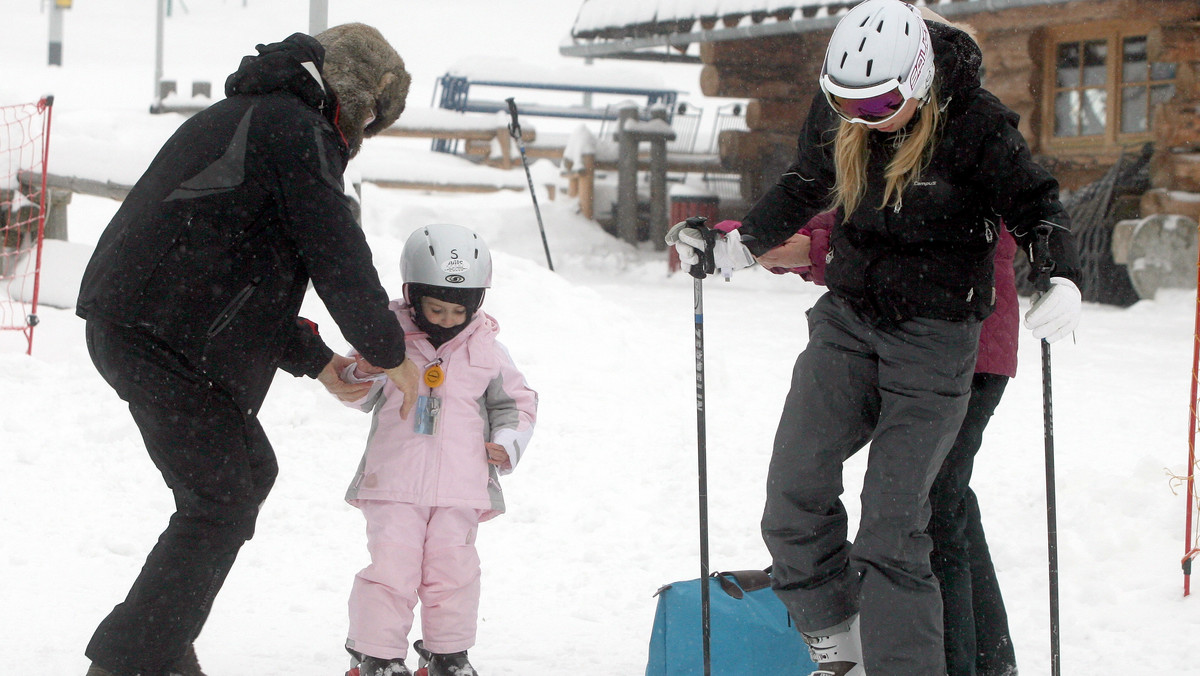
[645,568,816,675]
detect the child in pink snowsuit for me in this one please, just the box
[339,224,538,676]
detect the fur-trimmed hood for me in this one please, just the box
[316,23,410,157]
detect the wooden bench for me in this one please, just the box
[378,107,536,170]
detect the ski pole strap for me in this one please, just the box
[1031,222,1055,294]
[505,97,522,140]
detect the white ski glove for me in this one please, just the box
[1024,276,1081,343]
[665,219,756,281]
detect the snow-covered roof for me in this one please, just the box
[571,0,849,40]
[564,0,1070,60]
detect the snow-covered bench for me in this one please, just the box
[378,107,536,171]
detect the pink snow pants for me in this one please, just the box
[347,502,482,660]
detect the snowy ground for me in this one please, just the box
[3,1,1200,675]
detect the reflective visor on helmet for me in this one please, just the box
[821,73,914,125]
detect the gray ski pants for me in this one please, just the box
[762,293,980,676]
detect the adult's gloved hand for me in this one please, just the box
[1024,276,1081,343]
[665,218,756,280]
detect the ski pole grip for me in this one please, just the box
[1031,222,1055,293]
[689,217,720,281]
[505,97,521,140]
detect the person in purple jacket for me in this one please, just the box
[337,224,538,676]
[760,209,1020,675]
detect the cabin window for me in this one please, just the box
[1045,23,1176,148]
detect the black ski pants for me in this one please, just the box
[928,372,1018,676]
[84,319,278,676]
[762,293,979,676]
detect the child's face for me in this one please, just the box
[421,296,469,328]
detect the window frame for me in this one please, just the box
[1041,20,1175,152]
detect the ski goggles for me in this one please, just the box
[820,74,915,125]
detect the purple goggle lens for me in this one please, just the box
[829,88,907,124]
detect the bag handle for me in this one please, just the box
[651,567,774,599]
[714,568,773,599]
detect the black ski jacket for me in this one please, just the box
[740,21,1080,324]
[76,33,405,415]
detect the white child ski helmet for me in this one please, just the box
[820,0,935,123]
[401,223,492,289]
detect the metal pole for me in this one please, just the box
[1032,224,1061,676]
[308,0,328,34]
[48,4,64,66]
[504,98,554,272]
[1184,234,1200,596]
[1041,339,1061,676]
[154,0,165,109]
[694,274,712,676]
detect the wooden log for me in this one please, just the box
[745,99,808,134]
[21,170,132,201]
[1150,22,1200,64]
[1153,151,1200,193]
[700,64,801,99]
[1155,101,1200,150]
[1140,187,1200,223]
[700,34,822,68]
[718,129,797,170]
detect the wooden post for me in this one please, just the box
[616,105,640,245]
[580,153,595,221]
[44,188,72,241]
[496,125,513,170]
[648,106,670,251]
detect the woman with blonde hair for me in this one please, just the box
[671,0,1081,673]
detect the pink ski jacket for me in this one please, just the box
[341,300,538,521]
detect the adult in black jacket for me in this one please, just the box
[78,25,419,676]
[671,1,1082,674]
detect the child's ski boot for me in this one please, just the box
[346,649,413,676]
[412,640,478,676]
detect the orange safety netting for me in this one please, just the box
[0,97,53,355]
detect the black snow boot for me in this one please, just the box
[171,644,205,676]
[346,649,413,676]
[413,640,478,676]
[84,644,206,676]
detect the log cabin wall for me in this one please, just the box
[699,0,1200,220]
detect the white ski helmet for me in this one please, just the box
[400,223,493,289]
[820,0,935,123]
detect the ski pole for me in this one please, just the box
[505,98,554,272]
[692,239,713,676]
[1031,223,1061,676]
[665,216,715,675]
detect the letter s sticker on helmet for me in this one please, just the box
[444,274,466,284]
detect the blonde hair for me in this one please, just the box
[829,86,943,218]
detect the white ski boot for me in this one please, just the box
[802,614,865,676]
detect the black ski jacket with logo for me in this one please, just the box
[76,33,405,415]
[739,21,1080,324]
